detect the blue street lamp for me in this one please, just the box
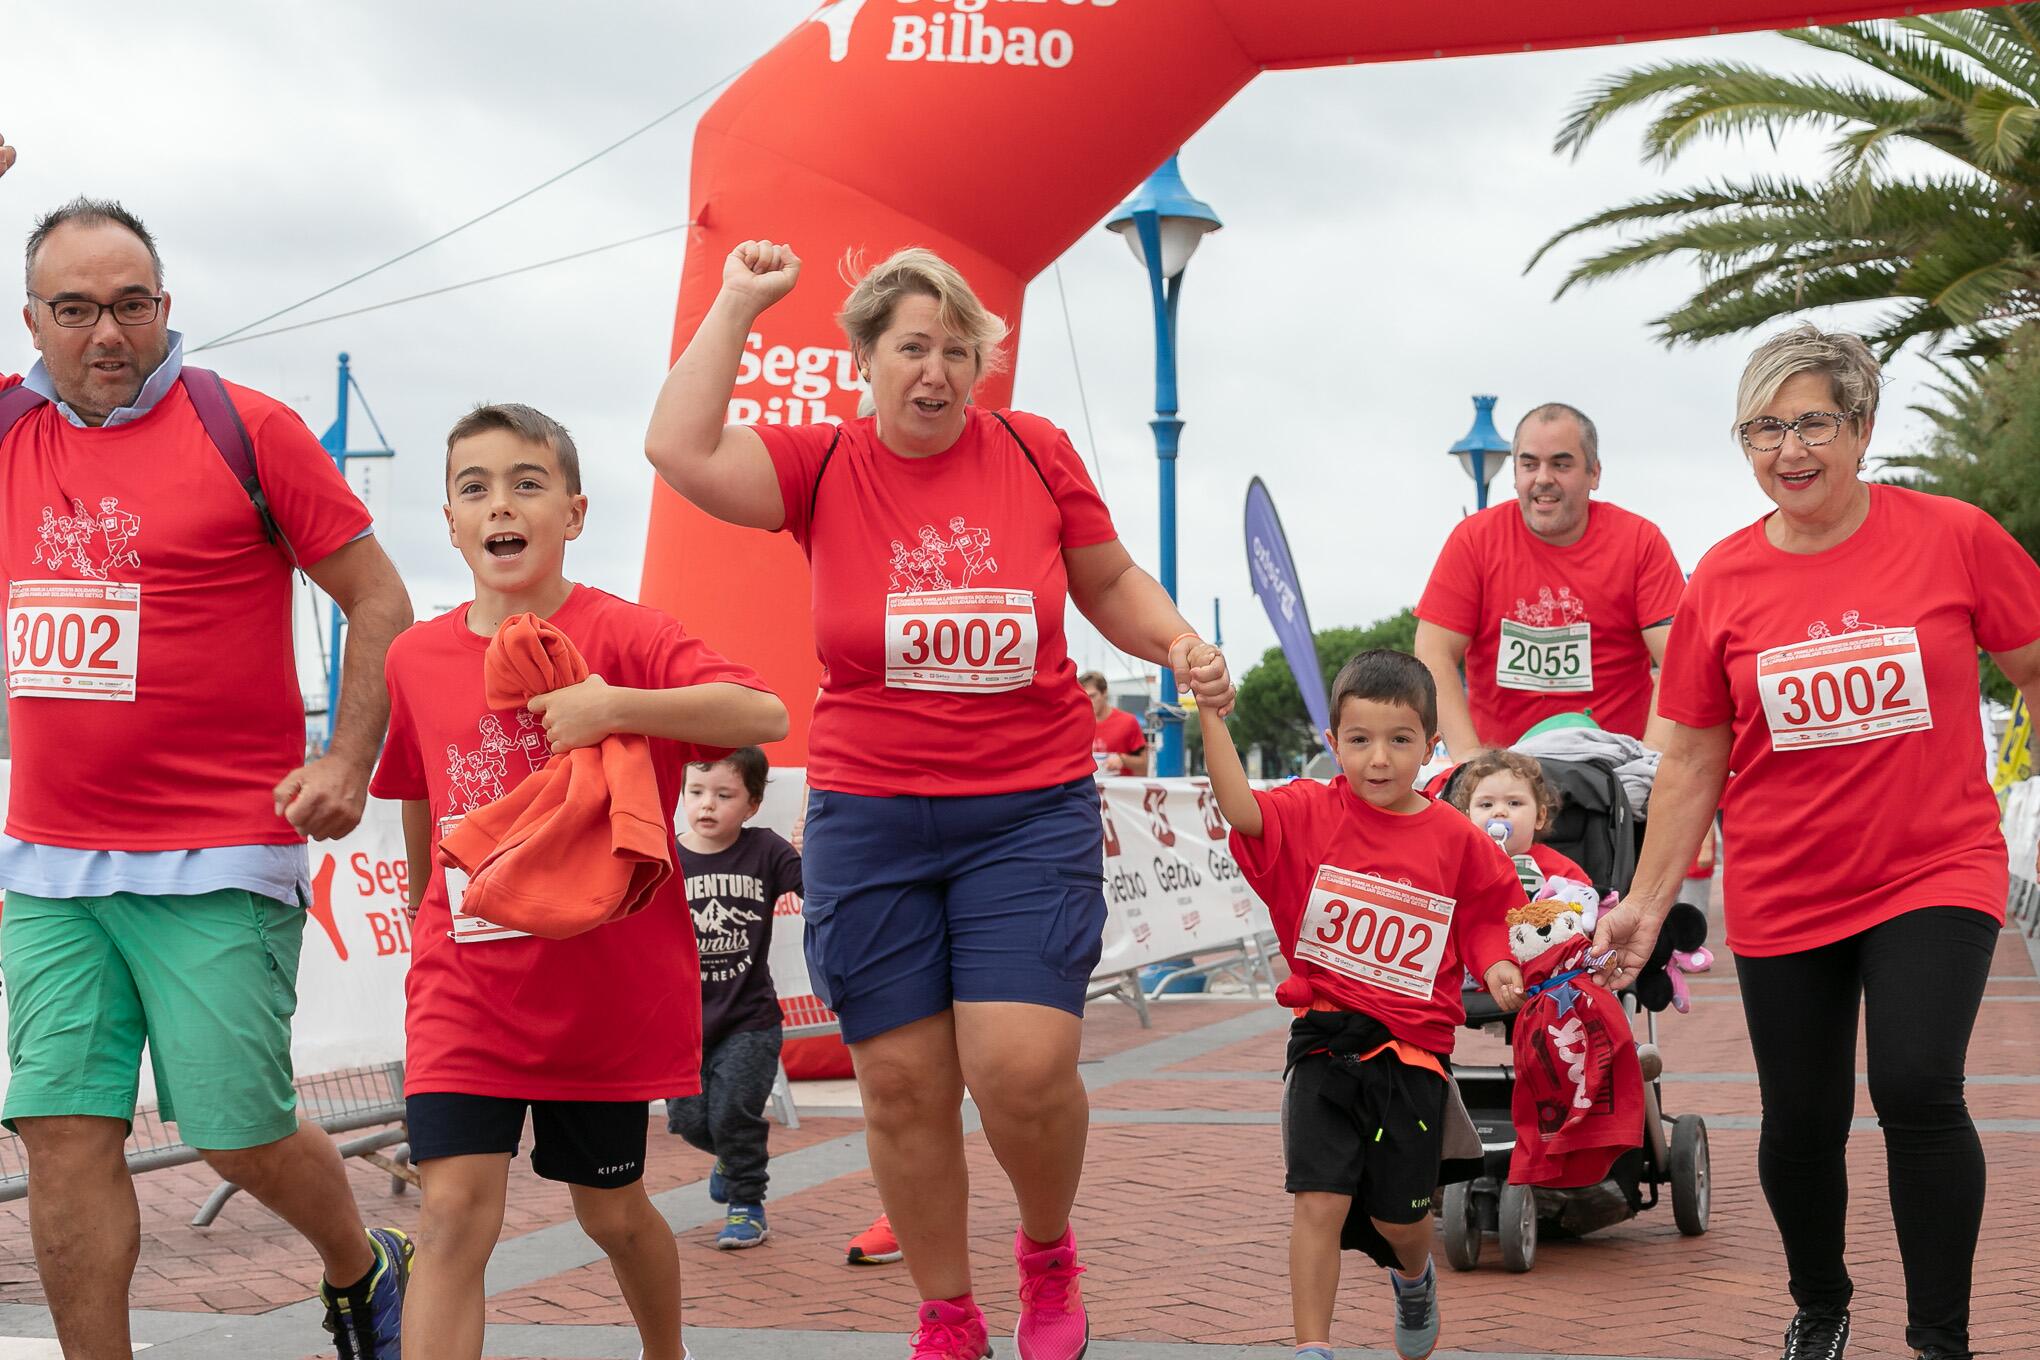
[1450,393,1509,511]
[1106,154,1221,777]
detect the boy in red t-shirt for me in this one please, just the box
[1199,650,1523,1360]
[369,404,784,1360]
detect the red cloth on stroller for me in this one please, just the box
[1509,936,1643,1187]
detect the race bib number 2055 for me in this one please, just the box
[1496,618,1592,693]
[7,579,139,701]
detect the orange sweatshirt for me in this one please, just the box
[438,613,672,940]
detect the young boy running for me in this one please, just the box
[665,747,802,1249]
[1198,649,1525,1360]
[370,404,786,1360]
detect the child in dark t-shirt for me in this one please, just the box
[665,747,802,1250]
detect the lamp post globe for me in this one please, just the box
[1104,154,1221,777]
[1450,393,1509,512]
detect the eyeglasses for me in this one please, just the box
[1737,410,1855,451]
[26,292,164,329]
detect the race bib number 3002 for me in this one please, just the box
[1756,627,1933,750]
[1496,618,1592,693]
[1296,865,1457,999]
[885,589,1038,693]
[7,579,140,701]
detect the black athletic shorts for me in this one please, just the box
[1282,1048,1448,1225]
[406,1092,648,1188]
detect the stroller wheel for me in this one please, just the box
[1499,1181,1537,1273]
[1670,1114,1710,1236]
[1440,1181,1481,1271]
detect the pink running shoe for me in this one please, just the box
[910,1298,990,1359]
[1014,1227,1089,1360]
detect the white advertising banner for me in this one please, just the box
[0,769,1276,1105]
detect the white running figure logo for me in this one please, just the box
[887,517,1000,592]
[1511,585,1588,628]
[808,0,867,61]
[1805,609,1889,640]
[32,495,141,580]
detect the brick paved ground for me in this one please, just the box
[2,884,2036,1359]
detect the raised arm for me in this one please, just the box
[644,241,801,531]
[1196,692,1262,838]
[1413,619,1480,761]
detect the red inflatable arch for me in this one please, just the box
[643,0,1995,761]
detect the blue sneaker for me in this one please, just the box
[320,1226,412,1358]
[708,1158,728,1204]
[1388,1258,1439,1360]
[716,1203,768,1250]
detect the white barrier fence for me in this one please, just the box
[0,769,1272,1107]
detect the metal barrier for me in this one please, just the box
[2011,876,2040,938]
[0,1061,410,1226]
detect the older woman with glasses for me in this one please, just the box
[1591,324,2040,1360]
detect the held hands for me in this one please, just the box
[1483,959,1527,1013]
[526,675,617,755]
[273,757,369,841]
[0,134,14,179]
[1171,636,1235,719]
[1589,899,1662,990]
[722,240,801,314]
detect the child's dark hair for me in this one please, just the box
[1329,649,1437,737]
[1445,749,1560,827]
[689,746,768,803]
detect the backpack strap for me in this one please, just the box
[180,368,299,568]
[805,424,845,527]
[0,382,50,445]
[990,410,1056,499]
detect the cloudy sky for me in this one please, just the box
[0,4,1955,703]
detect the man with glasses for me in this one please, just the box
[1414,401,1686,759]
[0,136,418,1358]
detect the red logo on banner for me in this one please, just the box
[309,854,348,961]
[1100,786,1121,858]
[1143,785,1175,847]
[1194,781,1227,840]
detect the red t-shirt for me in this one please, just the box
[369,585,769,1100]
[1416,500,1685,745]
[757,408,1117,796]
[0,373,370,849]
[1657,485,2040,956]
[1230,778,1517,1054]
[1530,843,1590,885]
[1092,706,1146,769]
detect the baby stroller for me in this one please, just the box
[1435,753,1712,1273]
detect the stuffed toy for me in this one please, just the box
[1505,887,1644,1188]
[1626,900,1711,1014]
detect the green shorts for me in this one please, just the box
[1,888,305,1150]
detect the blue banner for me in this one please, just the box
[1243,477,1332,748]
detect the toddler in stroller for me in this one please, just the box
[1434,750,1712,1272]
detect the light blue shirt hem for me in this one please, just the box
[0,838,311,908]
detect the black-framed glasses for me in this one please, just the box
[26,292,164,329]
[1737,410,1855,452]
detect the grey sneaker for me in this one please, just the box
[1388,1258,1439,1360]
[1781,1307,1849,1360]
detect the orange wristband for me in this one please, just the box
[1167,631,1201,661]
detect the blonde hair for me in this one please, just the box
[1732,323,1883,442]
[837,247,1009,416]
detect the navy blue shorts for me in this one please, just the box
[800,776,1107,1044]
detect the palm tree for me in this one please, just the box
[1530,6,2040,358]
